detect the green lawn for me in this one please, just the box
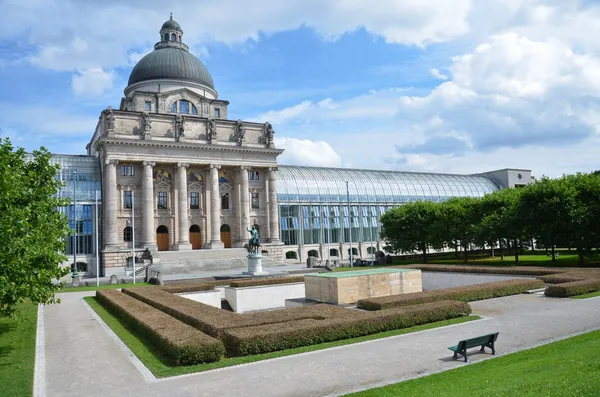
[346,329,600,397]
[84,296,479,378]
[334,253,600,272]
[0,302,37,397]
[572,290,600,299]
[59,282,150,292]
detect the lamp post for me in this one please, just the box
[346,181,353,267]
[72,170,78,279]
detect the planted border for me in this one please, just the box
[393,264,566,276]
[357,278,544,310]
[222,301,471,355]
[545,279,600,297]
[229,276,305,288]
[96,289,224,364]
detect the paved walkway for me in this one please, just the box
[39,292,600,397]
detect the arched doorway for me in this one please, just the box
[156,225,169,251]
[220,224,231,248]
[189,225,202,250]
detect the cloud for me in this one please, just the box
[71,68,115,96]
[275,137,342,167]
[0,0,472,73]
[430,68,449,80]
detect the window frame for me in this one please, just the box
[214,108,221,118]
[123,226,132,242]
[157,191,168,209]
[144,101,152,111]
[251,192,259,209]
[190,191,200,209]
[221,192,229,210]
[123,191,133,209]
[121,165,135,177]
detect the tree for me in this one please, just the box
[440,197,482,264]
[0,139,70,316]
[380,201,441,263]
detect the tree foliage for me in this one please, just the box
[380,171,600,265]
[0,138,70,316]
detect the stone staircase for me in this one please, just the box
[152,248,286,275]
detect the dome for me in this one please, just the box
[127,47,214,89]
[161,18,182,32]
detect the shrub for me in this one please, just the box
[228,276,305,288]
[157,282,220,294]
[222,300,471,355]
[96,289,224,365]
[393,264,566,276]
[544,279,600,297]
[357,278,545,310]
[538,274,586,284]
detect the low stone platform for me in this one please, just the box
[305,268,422,304]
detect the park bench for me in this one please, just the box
[448,332,499,362]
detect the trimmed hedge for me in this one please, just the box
[96,289,225,365]
[538,274,587,284]
[393,264,566,276]
[357,278,545,310]
[222,300,471,355]
[157,282,220,294]
[229,276,305,288]
[545,279,600,297]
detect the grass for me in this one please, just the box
[58,282,150,292]
[0,302,37,397]
[346,328,600,397]
[572,290,600,299]
[334,253,600,272]
[84,296,479,378]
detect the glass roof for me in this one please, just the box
[276,165,500,204]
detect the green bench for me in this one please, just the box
[448,332,499,362]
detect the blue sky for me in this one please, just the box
[1,0,600,177]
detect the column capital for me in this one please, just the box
[177,162,190,169]
[105,159,119,166]
[268,167,278,173]
[210,164,221,170]
[143,161,156,167]
[239,165,251,171]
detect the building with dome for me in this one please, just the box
[52,17,532,277]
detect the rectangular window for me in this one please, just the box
[221,193,229,210]
[251,192,259,209]
[190,192,199,209]
[124,191,132,209]
[157,192,168,209]
[249,171,259,180]
[144,101,152,111]
[214,108,221,118]
[121,165,134,176]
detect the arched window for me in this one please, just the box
[348,248,359,256]
[367,247,376,254]
[308,250,319,258]
[171,33,176,41]
[329,249,339,257]
[124,227,132,242]
[286,251,298,260]
[171,100,198,115]
[164,33,169,41]
[178,35,182,42]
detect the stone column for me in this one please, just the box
[175,163,192,250]
[234,168,243,247]
[142,161,156,250]
[268,167,281,243]
[240,166,250,234]
[203,168,211,247]
[104,159,119,248]
[208,164,224,249]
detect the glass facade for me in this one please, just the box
[275,166,501,246]
[48,155,102,256]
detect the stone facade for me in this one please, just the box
[304,269,422,305]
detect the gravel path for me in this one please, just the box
[40,292,600,397]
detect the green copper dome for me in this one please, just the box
[161,18,182,32]
[127,47,214,89]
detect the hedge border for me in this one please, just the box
[222,300,471,355]
[229,276,305,288]
[545,279,600,297]
[357,278,545,310]
[96,289,224,365]
[393,264,567,276]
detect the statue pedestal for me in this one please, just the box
[243,252,268,276]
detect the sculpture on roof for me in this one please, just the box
[175,115,185,139]
[104,106,115,133]
[142,112,152,139]
[235,119,246,145]
[264,121,274,148]
[207,117,217,143]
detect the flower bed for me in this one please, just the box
[357,278,545,310]
[96,289,224,364]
